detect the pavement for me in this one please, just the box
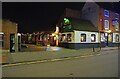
[1,44,119,67]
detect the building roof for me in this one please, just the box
[71,18,98,32]
[62,17,98,32]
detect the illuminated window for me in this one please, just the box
[112,20,116,25]
[115,34,119,42]
[108,33,112,42]
[91,34,96,42]
[115,21,119,31]
[62,34,66,42]
[81,34,86,42]
[115,13,119,20]
[104,20,109,29]
[104,10,109,17]
[100,33,105,42]
[0,34,4,47]
[67,34,72,42]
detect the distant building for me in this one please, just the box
[81,1,120,47]
[21,31,57,46]
[0,19,21,52]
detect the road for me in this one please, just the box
[2,50,118,77]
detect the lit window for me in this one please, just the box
[108,33,112,42]
[91,34,96,42]
[115,21,119,31]
[81,34,86,42]
[67,34,72,42]
[104,20,109,29]
[100,33,105,42]
[115,34,119,42]
[0,34,4,47]
[112,20,116,25]
[62,34,66,42]
[115,13,119,19]
[104,10,109,17]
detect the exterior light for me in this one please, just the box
[52,33,55,36]
[17,33,21,36]
[106,30,111,33]
[64,18,70,23]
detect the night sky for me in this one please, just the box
[2,2,120,33]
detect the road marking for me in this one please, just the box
[88,55,94,57]
[80,56,88,58]
[96,54,101,56]
[2,53,101,67]
[74,57,79,58]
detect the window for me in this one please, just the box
[115,21,119,31]
[91,34,96,42]
[115,13,119,19]
[67,34,72,42]
[81,34,86,42]
[62,34,66,42]
[115,24,119,31]
[112,20,116,25]
[104,10,109,17]
[100,33,105,42]
[104,20,109,29]
[108,33,112,42]
[112,20,119,31]
[0,34,4,47]
[115,34,119,42]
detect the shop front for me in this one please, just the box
[100,32,120,47]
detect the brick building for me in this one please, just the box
[81,1,120,47]
[0,19,21,52]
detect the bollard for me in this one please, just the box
[100,46,101,51]
[93,47,95,52]
[118,43,119,50]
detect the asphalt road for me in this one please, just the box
[2,50,118,77]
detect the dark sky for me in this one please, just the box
[2,2,85,33]
[2,2,120,33]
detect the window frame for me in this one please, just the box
[115,13,119,20]
[104,10,109,17]
[80,33,86,42]
[0,34,4,47]
[61,34,66,42]
[104,20,109,30]
[115,34,119,42]
[67,33,72,42]
[91,34,96,42]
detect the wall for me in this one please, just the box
[74,30,99,43]
[2,20,18,51]
[99,8,120,33]
[81,2,99,28]
[65,8,80,19]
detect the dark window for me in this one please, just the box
[81,34,86,42]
